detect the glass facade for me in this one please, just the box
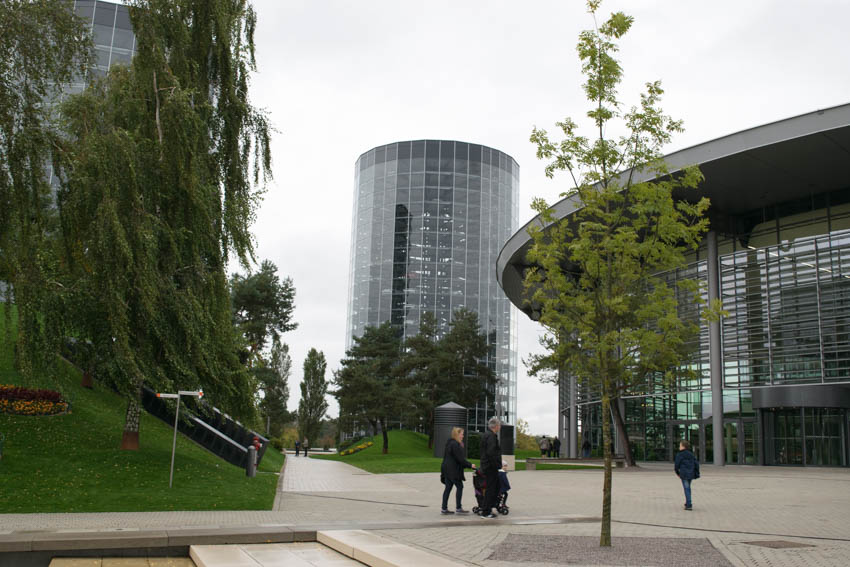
[346,140,519,427]
[565,188,850,466]
[69,0,136,94]
[47,1,135,188]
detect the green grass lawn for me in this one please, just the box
[0,305,284,513]
[313,430,600,473]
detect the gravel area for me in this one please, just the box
[487,534,733,566]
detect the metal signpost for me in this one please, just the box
[156,389,203,488]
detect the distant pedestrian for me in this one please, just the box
[539,436,550,457]
[295,439,301,457]
[553,437,561,457]
[479,417,503,518]
[674,439,700,510]
[582,438,591,458]
[303,438,309,457]
[440,427,476,515]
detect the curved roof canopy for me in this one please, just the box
[497,103,850,318]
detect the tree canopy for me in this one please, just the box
[398,309,495,446]
[333,322,406,454]
[297,348,328,446]
[231,260,297,367]
[0,0,92,384]
[525,0,718,547]
[53,0,272,448]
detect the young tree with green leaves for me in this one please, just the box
[0,0,92,385]
[231,260,297,368]
[333,322,408,454]
[297,348,328,447]
[526,0,718,546]
[54,0,271,449]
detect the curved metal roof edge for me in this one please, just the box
[353,139,521,167]
[496,102,850,289]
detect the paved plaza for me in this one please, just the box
[2,454,849,566]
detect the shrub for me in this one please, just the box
[338,436,366,452]
[339,440,373,456]
[0,385,68,416]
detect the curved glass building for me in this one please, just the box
[347,140,519,428]
[498,104,850,466]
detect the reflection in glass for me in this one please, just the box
[347,141,518,428]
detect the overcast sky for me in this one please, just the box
[245,0,850,435]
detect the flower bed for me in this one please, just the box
[339,440,373,456]
[0,385,69,416]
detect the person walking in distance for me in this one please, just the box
[674,439,700,510]
[303,438,309,457]
[539,436,549,457]
[440,427,476,514]
[479,417,503,518]
[295,438,301,457]
[553,436,561,458]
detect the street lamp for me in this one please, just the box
[156,389,203,488]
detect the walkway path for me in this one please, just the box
[279,455,409,493]
[3,459,850,566]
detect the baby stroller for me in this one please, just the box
[471,469,509,515]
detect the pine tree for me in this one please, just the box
[297,348,328,447]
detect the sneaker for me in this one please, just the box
[684,505,692,511]
[441,509,454,515]
[480,512,497,518]
[455,508,470,514]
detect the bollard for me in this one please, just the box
[246,445,257,477]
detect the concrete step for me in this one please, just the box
[189,543,360,566]
[49,559,195,566]
[317,530,466,567]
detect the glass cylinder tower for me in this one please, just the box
[346,140,518,428]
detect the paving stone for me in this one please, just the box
[100,559,150,567]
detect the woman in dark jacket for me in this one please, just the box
[441,427,475,514]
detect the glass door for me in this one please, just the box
[724,420,740,464]
[742,419,759,465]
[668,421,704,462]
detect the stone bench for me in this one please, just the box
[525,456,625,470]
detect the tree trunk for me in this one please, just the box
[80,370,93,389]
[379,417,389,454]
[120,389,142,450]
[427,410,434,449]
[610,397,636,467]
[600,391,612,547]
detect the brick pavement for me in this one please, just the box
[2,458,849,566]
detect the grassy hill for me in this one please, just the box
[0,306,283,513]
[313,430,445,473]
[313,430,598,473]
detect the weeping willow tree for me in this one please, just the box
[55,0,271,449]
[0,0,92,385]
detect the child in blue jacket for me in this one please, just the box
[674,439,700,510]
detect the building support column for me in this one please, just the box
[708,230,725,466]
[569,372,578,458]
